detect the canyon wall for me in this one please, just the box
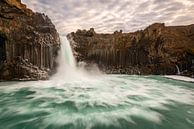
[67,23,194,77]
[0,0,60,80]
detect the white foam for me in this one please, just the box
[165,75,194,82]
[1,75,194,127]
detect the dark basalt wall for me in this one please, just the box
[0,0,60,80]
[67,23,194,77]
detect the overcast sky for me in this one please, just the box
[22,0,194,35]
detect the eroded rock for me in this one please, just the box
[67,23,194,77]
[0,0,60,80]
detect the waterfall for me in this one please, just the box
[176,65,181,75]
[60,36,76,68]
[52,36,77,80]
[52,35,101,81]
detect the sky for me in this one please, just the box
[22,0,194,35]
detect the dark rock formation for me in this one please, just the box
[0,0,60,80]
[67,24,194,77]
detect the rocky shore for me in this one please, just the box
[0,0,60,80]
[67,23,194,77]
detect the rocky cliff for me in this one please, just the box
[67,23,194,77]
[0,0,60,80]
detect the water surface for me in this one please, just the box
[0,75,194,129]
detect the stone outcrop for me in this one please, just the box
[0,0,60,80]
[67,23,194,77]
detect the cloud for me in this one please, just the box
[21,0,194,35]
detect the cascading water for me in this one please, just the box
[0,37,194,129]
[176,65,181,75]
[52,36,93,81]
[55,36,76,74]
[59,36,76,68]
[52,36,80,80]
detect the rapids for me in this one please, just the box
[0,75,194,129]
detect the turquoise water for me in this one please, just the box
[0,75,194,129]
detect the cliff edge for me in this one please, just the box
[0,0,60,80]
[67,23,194,77]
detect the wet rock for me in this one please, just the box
[67,24,194,77]
[0,0,60,81]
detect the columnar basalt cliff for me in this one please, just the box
[0,0,60,80]
[67,23,194,77]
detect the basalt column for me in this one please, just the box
[67,24,194,77]
[0,36,6,63]
[0,0,60,80]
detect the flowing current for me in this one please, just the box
[0,37,194,129]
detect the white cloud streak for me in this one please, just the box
[22,0,194,35]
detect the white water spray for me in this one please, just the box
[52,36,100,81]
[52,36,77,80]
